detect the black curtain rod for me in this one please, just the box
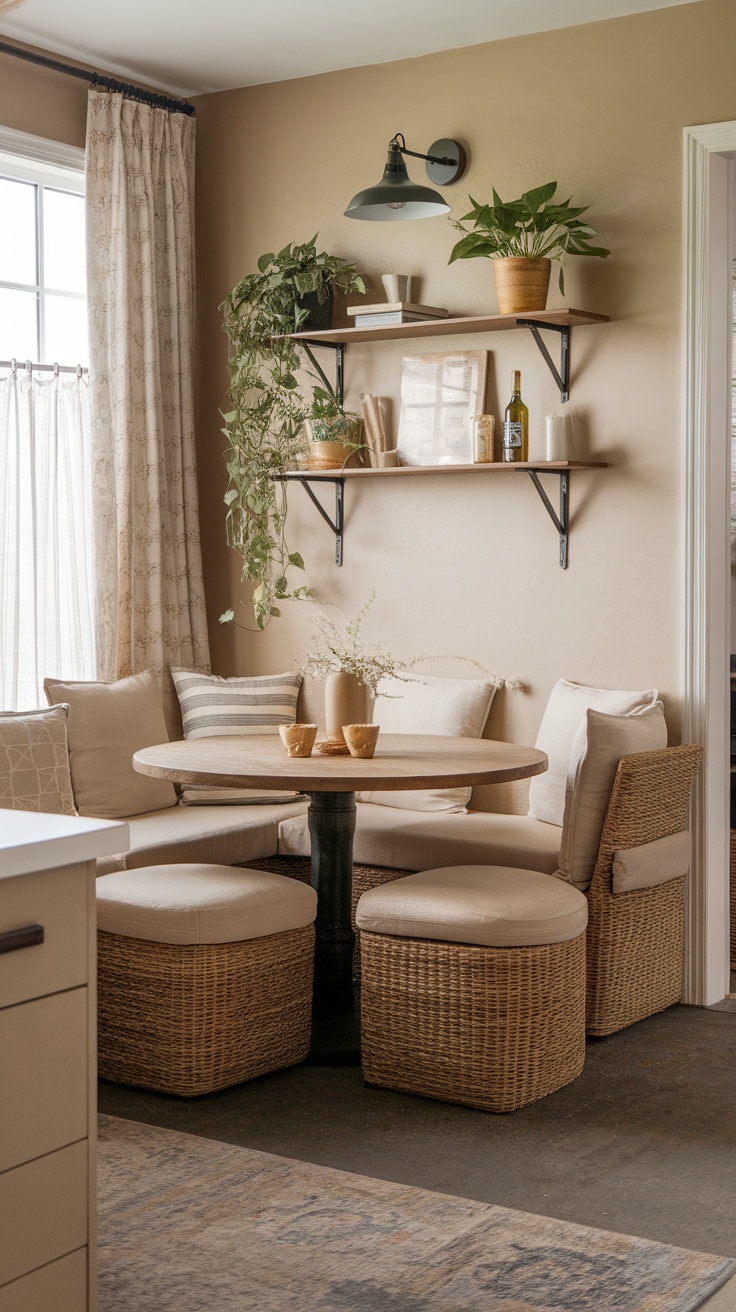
[0,39,195,116]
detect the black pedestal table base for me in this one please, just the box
[305,790,361,1064]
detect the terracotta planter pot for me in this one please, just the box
[324,672,372,744]
[493,257,551,315]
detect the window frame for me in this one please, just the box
[0,126,86,367]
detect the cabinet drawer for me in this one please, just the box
[0,863,89,1009]
[0,1141,87,1288]
[0,989,88,1173]
[0,1247,87,1312]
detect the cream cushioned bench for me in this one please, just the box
[98,797,309,875]
[278,804,562,874]
[97,863,316,1096]
[357,865,588,1113]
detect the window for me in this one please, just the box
[0,129,95,709]
[0,133,87,366]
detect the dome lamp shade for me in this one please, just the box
[345,134,466,222]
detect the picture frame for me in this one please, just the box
[396,350,489,467]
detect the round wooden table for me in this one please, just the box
[134,734,547,1061]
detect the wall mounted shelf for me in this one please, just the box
[277,461,607,570]
[291,307,608,404]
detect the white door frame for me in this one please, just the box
[682,122,735,1005]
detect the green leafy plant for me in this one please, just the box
[448,181,610,293]
[299,595,522,698]
[220,237,366,629]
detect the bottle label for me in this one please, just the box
[503,422,522,449]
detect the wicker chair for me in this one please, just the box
[585,744,702,1036]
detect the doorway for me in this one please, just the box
[682,123,735,1006]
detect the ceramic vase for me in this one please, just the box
[324,671,372,744]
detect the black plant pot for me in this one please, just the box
[297,289,334,332]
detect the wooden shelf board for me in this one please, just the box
[290,308,608,347]
[280,461,607,479]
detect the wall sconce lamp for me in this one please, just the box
[344,133,467,221]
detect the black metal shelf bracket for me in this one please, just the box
[299,339,345,407]
[527,469,569,568]
[516,320,570,402]
[292,475,345,566]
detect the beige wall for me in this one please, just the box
[194,0,736,810]
[5,8,732,811]
[0,48,88,147]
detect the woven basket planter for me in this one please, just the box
[494,257,551,314]
[98,923,314,1097]
[360,929,586,1113]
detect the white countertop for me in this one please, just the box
[0,809,129,880]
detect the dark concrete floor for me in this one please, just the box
[99,1002,736,1260]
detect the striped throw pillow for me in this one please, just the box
[171,670,302,740]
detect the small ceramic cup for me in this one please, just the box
[279,723,318,758]
[381,274,412,304]
[343,723,380,759]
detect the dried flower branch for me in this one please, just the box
[298,595,524,698]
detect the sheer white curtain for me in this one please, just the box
[85,90,210,686]
[0,368,96,709]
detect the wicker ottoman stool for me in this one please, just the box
[357,865,588,1113]
[96,863,317,1096]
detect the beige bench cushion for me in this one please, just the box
[97,798,308,874]
[278,803,562,875]
[97,863,317,944]
[612,830,690,894]
[356,865,588,947]
[44,669,177,819]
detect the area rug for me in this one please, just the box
[98,1115,735,1312]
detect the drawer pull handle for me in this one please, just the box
[0,924,44,954]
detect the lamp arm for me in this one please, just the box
[389,132,456,167]
[400,145,457,166]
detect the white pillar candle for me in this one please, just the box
[546,413,568,462]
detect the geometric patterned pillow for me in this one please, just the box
[0,705,77,814]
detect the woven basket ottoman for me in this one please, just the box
[96,863,317,1096]
[357,865,588,1113]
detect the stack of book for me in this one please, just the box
[347,301,450,328]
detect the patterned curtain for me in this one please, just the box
[85,90,210,686]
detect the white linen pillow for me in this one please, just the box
[528,679,659,827]
[172,669,302,805]
[558,701,668,891]
[358,675,497,813]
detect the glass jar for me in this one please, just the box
[472,414,495,463]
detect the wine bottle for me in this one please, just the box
[502,370,528,463]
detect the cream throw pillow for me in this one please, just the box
[0,705,76,815]
[358,675,497,813]
[528,679,659,827]
[44,670,177,820]
[558,701,668,891]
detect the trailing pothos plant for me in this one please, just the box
[448,181,610,293]
[220,237,366,629]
